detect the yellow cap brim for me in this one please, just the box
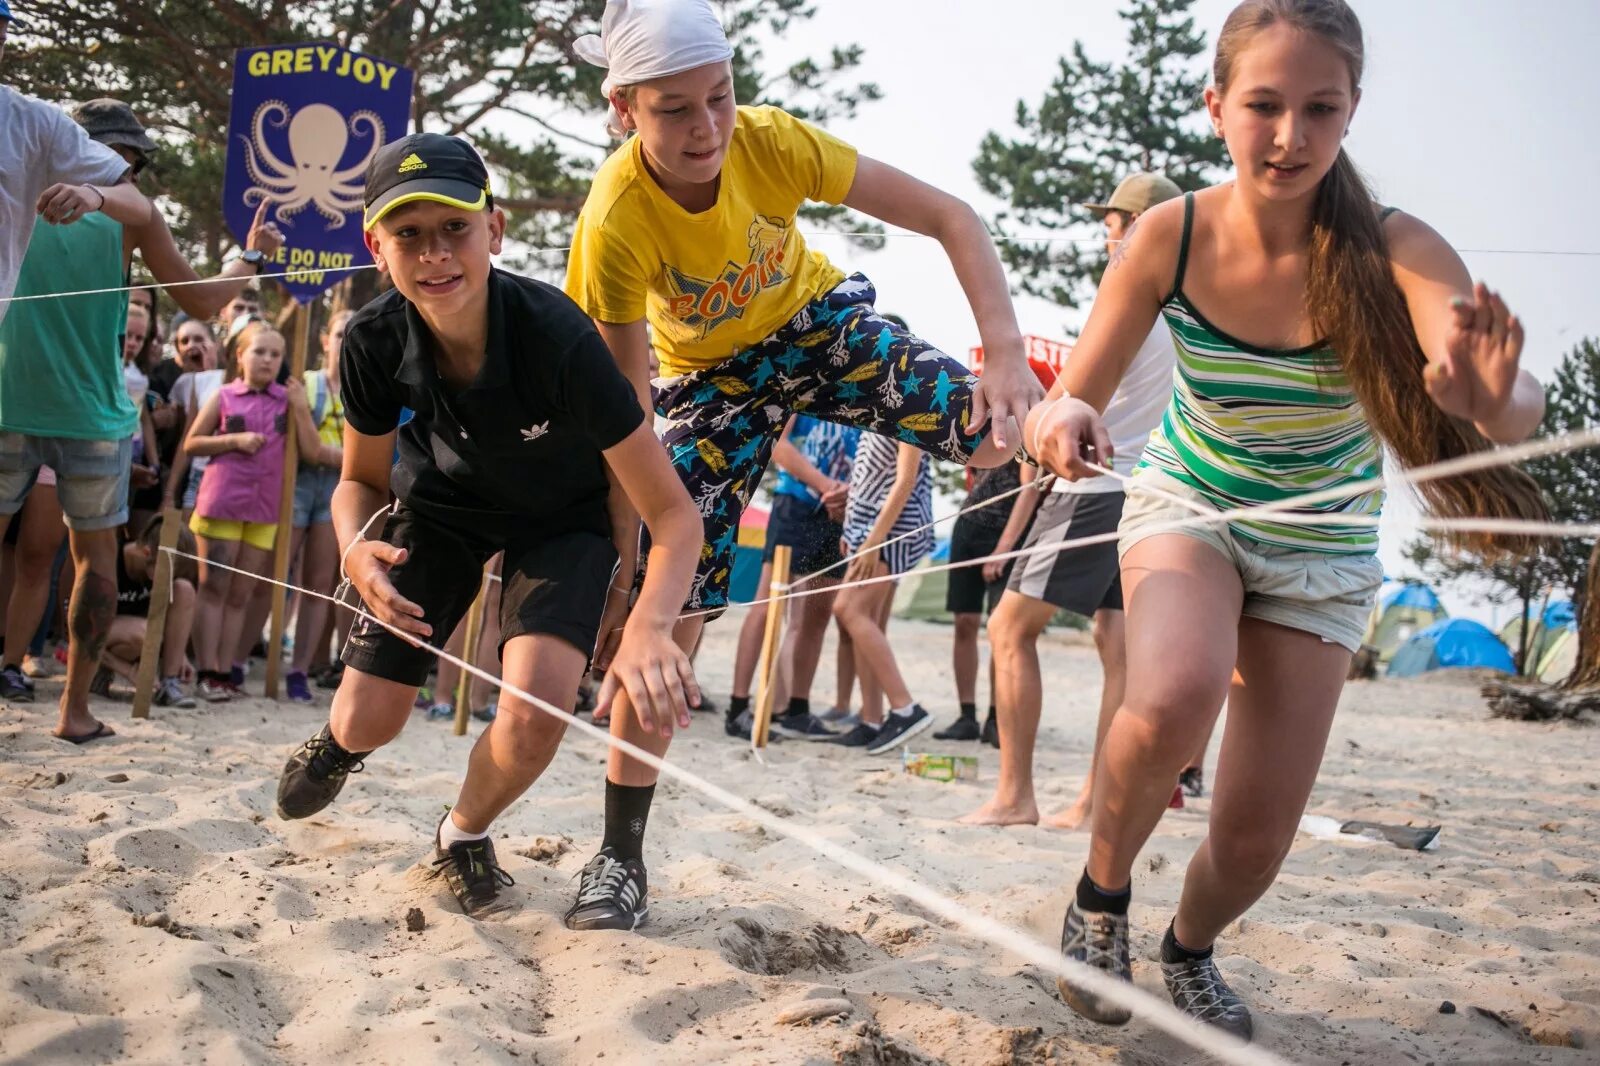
[363,184,488,231]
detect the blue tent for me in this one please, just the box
[1388,618,1516,678]
[1383,582,1443,612]
[1543,600,1576,630]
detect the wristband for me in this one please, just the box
[85,185,106,212]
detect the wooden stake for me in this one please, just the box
[751,545,792,749]
[132,507,183,719]
[264,304,312,699]
[453,564,492,737]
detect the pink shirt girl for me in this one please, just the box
[194,378,289,525]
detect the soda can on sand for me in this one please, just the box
[903,751,979,782]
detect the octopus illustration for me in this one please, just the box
[237,101,383,228]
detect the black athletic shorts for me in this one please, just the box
[762,492,844,577]
[340,505,618,688]
[1006,490,1125,616]
[946,515,1011,616]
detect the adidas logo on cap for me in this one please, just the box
[397,153,428,174]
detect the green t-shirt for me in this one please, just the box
[0,214,136,440]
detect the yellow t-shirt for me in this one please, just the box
[305,369,344,449]
[564,105,858,377]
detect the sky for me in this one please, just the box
[761,0,1600,622]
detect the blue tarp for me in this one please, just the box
[1388,618,1516,677]
[1543,600,1577,630]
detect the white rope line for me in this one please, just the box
[7,230,1600,304]
[158,541,1282,1066]
[700,427,1600,618]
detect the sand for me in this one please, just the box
[1,618,1597,1065]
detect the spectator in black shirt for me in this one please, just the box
[274,134,702,929]
[92,513,197,712]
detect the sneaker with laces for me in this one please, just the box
[153,676,196,708]
[198,675,233,702]
[1,664,37,702]
[425,701,454,721]
[769,711,838,741]
[1162,954,1253,1040]
[933,715,981,741]
[828,721,879,747]
[1179,766,1205,798]
[286,671,315,705]
[865,704,935,755]
[817,705,853,723]
[1055,902,1134,1026]
[431,815,515,917]
[276,724,371,819]
[88,665,115,699]
[316,661,345,689]
[564,848,649,931]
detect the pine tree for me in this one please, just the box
[971,0,1229,311]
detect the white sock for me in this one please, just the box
[437,810,490,848]
[890,702,917,718]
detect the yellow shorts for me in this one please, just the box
[189,513,278,552]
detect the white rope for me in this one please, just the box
[158,540,1283,1066]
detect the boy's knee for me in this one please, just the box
[172,578,196,605]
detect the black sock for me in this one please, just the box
[783,697,810,719]
[1160,921,1213,964]
[727,694,750,722]
[1075,868,1131,916]
[602,780,656,862]
[986,704,996,719]
[959,702,977,720]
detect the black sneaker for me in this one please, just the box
[981,708,1001,748]
[0,664,36,703]
[315,661,345,689]
[88,666,115,699]
[828,721,880,748]
[1055,902,1133,1026]
[1179,766,1205,798]
[275,724,371,820]
[1162,954,1253,1040]
[564,848,648,931]
[694,693,721,715]
[865,704,935,756]
[770,711,838,741]
[933,715,981,741]
[724,709,784,743]
[431,815,515,917]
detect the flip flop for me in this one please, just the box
[54,722,116,745]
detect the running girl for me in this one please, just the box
[184,320,318,703]
[1027,0,1546,1038]
[562,0,1043,927]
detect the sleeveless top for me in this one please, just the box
[1136,193,1385,555]
[842,432,933,558]
[194,378,289,525]
[0,214,138,440]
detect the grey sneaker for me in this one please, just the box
[769,711,838,740]
[1055,902,1134,1026]
[153,676,197,708]
[1162,954,1253,1040]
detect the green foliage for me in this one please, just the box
[5,0,884,277]
[1404,339,1600,675]
[971,0,1229,311]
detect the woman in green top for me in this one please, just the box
[1026,0,1548,1038]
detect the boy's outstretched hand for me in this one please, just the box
[593,620,701,739]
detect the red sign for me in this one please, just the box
[969,334,1073,387]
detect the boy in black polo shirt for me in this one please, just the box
[274,134,703,928]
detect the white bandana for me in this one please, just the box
[573,0,735,138]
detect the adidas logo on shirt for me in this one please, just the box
[520,421,549,442]
[397,153,428,174]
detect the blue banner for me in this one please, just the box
[223,43,414,304]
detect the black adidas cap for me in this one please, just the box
[363,132,492,231]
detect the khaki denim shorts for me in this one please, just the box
[1116,468,1382,652]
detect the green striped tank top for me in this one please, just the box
[1136,193,1384,555]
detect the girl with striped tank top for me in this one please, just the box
[1026,0,1547,1039]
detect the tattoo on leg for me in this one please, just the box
[71,572,118,663]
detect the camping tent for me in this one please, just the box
[729,503,769,603]
[1363,582,1447,663]
[1498,600,1578,678]
[1388,618,1516,678]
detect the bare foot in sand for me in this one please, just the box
[1042,797,1092,831]
[958,798,1039,826]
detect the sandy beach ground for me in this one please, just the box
[1,617,1597,1065]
